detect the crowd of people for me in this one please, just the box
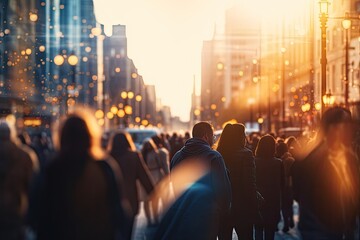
[0,106,359,240]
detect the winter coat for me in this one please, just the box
[170,138,231,214]
[255,156,284,227]
[223,147,258,223]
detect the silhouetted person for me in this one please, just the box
[142,139,168,225]
[254,135,285,240]
[31,110,128,240]
[170,121,231,239]
[109,132,154,239]
[293,107,360,239]
[276,142,295,233]
[217,123,258,240]
[0,121,34,240]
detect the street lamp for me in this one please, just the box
[323,90,335,106]
[319,0,330,115]
[342,12,351,109]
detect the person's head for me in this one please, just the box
[192,121,214,146]
[109,131,136,156]
[255,135,276,158]
[217,123,246,154]
[320,107,353,145]
[151,135,164,148]
[56,108,103,159]
[141,138,158,160]
[276,142,289,158]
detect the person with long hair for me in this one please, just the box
[142,139,168,225]
[31,108,128,240]
[217,123,258,240]
[254,135,284,240]
[109,132,154,239]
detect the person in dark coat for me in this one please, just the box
[293,107,360,240]
[109,132,154,239]
[255,135,284,240]
[217,123,258,240]
[170,121,231,239]
[276,142,295,233]
[30,110,128,240]
[0,121,34,240]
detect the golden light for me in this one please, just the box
[136,95,142,102]
[29,13,38,22]
[303,96,308,101]
[24,119,42,126]
[272,84,280,92]
[215,112,220,117]
[323,92,335,106]
[54,55,65,65]
[5,114,16,125]
[67,98,76,106]
[210,104,217,110]
[135,117,141,123]
[107,112,114,119]
[131,73,138,78]
[91,27,102,36]
[110,106,118,114]
[239,71,244,77]
[127,91,134,99]
[117,109,125,118]
[39,45,46,52]
[315,102,322,111]
[21,50,26,55]
[95,109,104,119]
[258,117,264,124]
[124,105,133,115]
[291,87,296,93]
[25,48,32,55]
[301,105,307,112]
[289,101,295,107]
[98,119,105,126]
[319,0,330,15]
[252,77,259,83]
[252,59,258,65]
[141,119,149,126]
[121,91,127,99]
[194,109,201,116]
[217,62,224,71]
[118,103,124,108]
[342,14,351,30]
[115,67,121,73]
[247,98,255,105]
[221,97,226,102]
[85,47,92,53]
[281,47,286,54]
[68,55,79,66]
[284,60,290,66]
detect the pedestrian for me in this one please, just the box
[109,131,154,239]
[0,121,34,240]
[275,142,295,233]
[293,107,360,239]
[30,109,128,240]
[142,138,168,225]
[217,123,259,240]
[168,121,231,239]
[254,135,285,240]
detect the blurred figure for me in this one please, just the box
[0,121,34,240]
[255,135,284,240]
[109,132,154,239]
[184,131,191,142]
[284,136,301,161]
[160,133,171,152]
[30,109,128,240]
[169,133,183,159]
[293,107,360,240]
[276,142,295,233]
[18,132,40,173]
[142,139,168,225]
[170,121,231,239]
[217,123,258,240]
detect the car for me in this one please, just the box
[126,128,160,150]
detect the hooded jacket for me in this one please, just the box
[170,138,231,213]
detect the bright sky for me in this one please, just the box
[93,0,308,121]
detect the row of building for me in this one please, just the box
[0,0,175,132]
[196,0,360,132]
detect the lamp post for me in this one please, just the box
[342,12,351,109]
[319,0,330,115]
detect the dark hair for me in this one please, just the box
[109,132,136,156]
[255,135,276,158]
[276,142,288,158]
[192,122,213,139]
[217,123,246,155]
[321,107,352,133]
[60,116,90,155]
[0,121,11,141]
[141,139,158,162]
[151,135,164,148]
